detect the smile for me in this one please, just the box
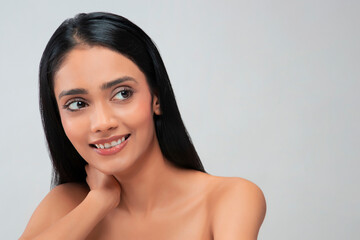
[90,134,131,156]
[94,135,128,149]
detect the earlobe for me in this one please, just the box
[153,95,161,115]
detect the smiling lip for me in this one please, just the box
[90,134,130,156]
[90,134,130,145]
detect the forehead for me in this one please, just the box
[54,46,146,90]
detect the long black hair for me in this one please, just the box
[39,12,205,187]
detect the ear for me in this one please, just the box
[152,95,161,115]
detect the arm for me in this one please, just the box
[19,165,121,240]
[211,178,266,240]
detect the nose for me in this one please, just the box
[90,103,118,133]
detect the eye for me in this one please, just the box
[113,87,133,101]
[64,100,88,111]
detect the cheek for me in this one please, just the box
[60,114,88,147]
[120,99,155,133]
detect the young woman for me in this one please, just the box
[20,12,266,240]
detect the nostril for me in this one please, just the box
[90,108,118,133]
[91,121,118,133]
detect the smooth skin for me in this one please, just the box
[20,46,266,240]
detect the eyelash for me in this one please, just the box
[62,87,134,112]
[112,86,134,101]
[63,98,88,112]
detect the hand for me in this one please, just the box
[85,164,121,209]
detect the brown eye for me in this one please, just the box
[113,88,133,100]
[66,100,88,111]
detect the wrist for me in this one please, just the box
[87,190,119,211]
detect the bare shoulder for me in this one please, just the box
[39,182,89,218]
[20,182,89,239]
[206,175,266,240]
[209,176,265,201]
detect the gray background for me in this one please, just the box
[1,0,359,239]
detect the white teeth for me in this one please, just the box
[95,135,129,149]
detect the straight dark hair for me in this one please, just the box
[39,12,205,187]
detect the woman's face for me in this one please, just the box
[53,46,161,175]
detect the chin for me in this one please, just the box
[93,156,137,176]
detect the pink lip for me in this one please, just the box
[90,134,129,145]
[93,136,129,156]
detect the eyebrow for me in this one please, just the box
[58,76,137,100]
[58,88,88,100]
[100,76,137,90]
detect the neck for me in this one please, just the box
[113,136,186,215]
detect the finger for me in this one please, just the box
[85,164,89,174]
